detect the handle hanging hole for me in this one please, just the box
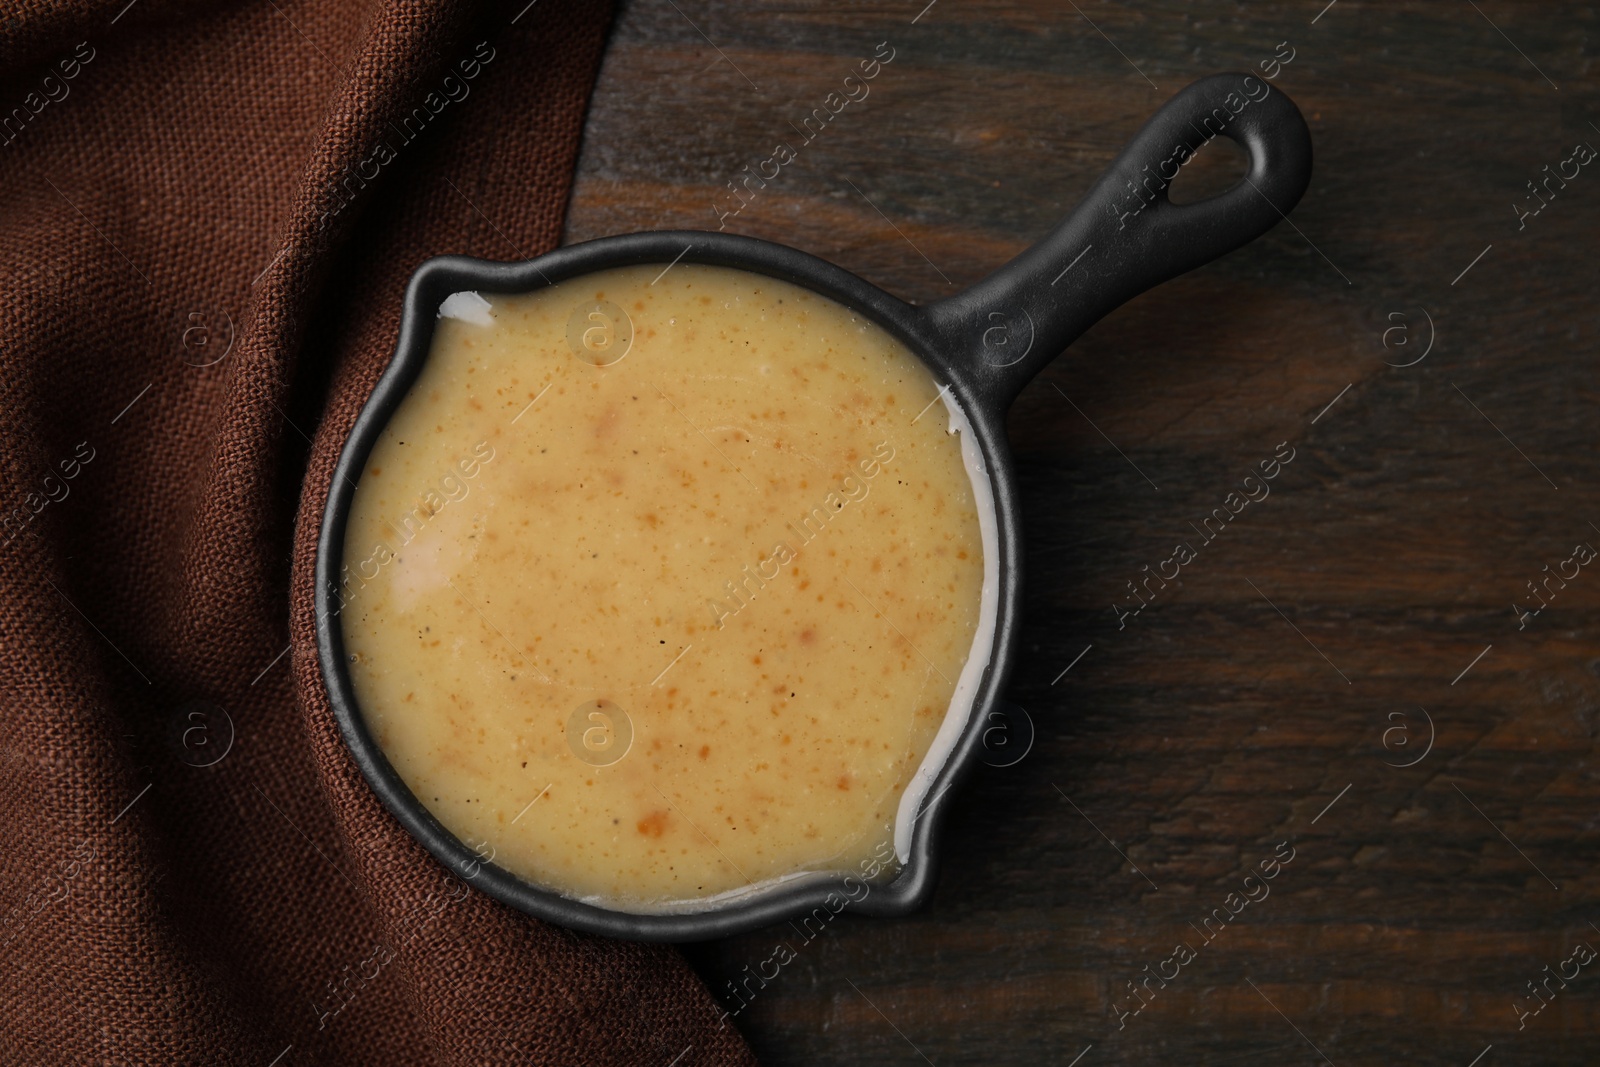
[1167,134,1249,205]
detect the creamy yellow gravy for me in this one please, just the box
[340,263,992,912]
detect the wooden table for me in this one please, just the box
[566,2,1600,1063]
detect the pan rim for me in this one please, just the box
[313,229,1025,942]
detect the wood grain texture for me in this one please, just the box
[566,2,1600,1063]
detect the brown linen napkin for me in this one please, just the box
[0,0,757,1063]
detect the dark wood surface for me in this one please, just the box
[566,2,1600,1063]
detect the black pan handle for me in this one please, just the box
[922,72,1313,411]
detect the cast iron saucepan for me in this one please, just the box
[315,72,1313,941]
